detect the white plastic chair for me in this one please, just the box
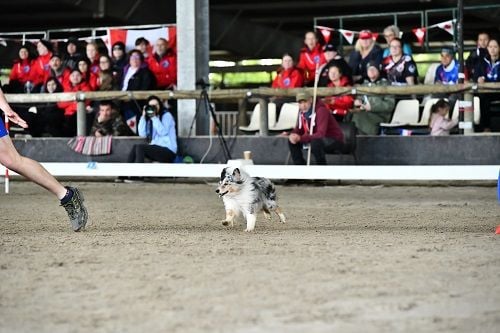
[415,98,440,126]
[379,99,420,128]
[239,102,276,132]
[450,97,480,125]
[269,102,299,131]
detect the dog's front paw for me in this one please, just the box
[244,227,255,232]
[222,221,228,226]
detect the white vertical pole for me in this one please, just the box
[4,112,9,194]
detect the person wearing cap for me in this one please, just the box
[348,30,383,84]
[322,63,354,122]
[349,61,395,135]
[318,43,352,87]
[286,90,344,165]
[435,48,461,85]
[296,31,326,86]
[111,41,128,84]
[62,38,82,71]
[382,25,412,58]
[43,54,70,88]
[31,39,54,88]
[382,38,418,86]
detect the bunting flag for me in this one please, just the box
[437,20,455,36]
[412,27,426,45]
[338,29,354,45]
[319,28,332,44]
[372,32,379,41]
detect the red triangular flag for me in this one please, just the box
[412,27,426,46]
[495,225,500,235]
[372,32,379,41]
[339,29,354,45]
[319,28,332,44]
[437,20,455,36]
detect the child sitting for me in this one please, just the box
[429,99,458,136]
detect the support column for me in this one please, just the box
[176,0,210,136]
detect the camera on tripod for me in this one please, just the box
[144,105,156,118]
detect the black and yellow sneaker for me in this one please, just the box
[61,187,88,232]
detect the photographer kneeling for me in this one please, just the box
[120,95,177,182]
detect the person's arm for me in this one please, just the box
[0,88,28,128]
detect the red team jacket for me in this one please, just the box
[146,52,177,89]
[324,76,354,117]
[9,59,35,85]
[30,52,53,86]
[297,44,326,84]
[58,81,91,116]
[272,67,304,88]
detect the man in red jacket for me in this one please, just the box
[147,38,177,89]
[287,91,344,165]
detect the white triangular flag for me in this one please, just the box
[339,29,354,45]
[437,20,455,36]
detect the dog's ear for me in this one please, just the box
[220,167,228,181]
[232,168,241,181]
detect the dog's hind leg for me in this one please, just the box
[273,206,286,223]
[244,213,257,232]
[222,209,236,227]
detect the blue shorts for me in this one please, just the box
[0,119,8,138]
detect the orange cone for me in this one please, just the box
[496,225,500,235]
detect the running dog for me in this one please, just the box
[215,167,286,232]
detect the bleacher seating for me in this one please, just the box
[269,102,299,132]
[239,102,277,133]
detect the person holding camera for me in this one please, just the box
[123,96,177,180]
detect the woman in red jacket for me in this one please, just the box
[323,63,354,122]
[296,31,326,86]
[57,69,91,136]
[31,40,53,90]
[8,44,36,93]
[272,53,304,88]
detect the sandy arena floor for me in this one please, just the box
[1,180,499,333]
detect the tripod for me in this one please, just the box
[188,81,232,161]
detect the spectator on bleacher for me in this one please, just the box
[121,50,156,91]
[474,38,500,132]
[135,37,151,60]
[297,31,326,86]
[42,54,70,89]
[62,37,82,71]
[272,53,304,89]
[7,44,36,93]
[466,32,489,79]
[57,68,92,136]
[111,41,128,84]
[322,63,354,122]
[318,43,352,87]
[120,50,157,132]
[349,61,395,135]
[429,99,457,136]
[286,91,344,165]
[382,38,418,86]
[76,57,98,91]
[97,54,119,91]
[349,30,383,84]
[90,100,133,137]
[85,42,100,75]
[382,25,412,58]
[433,47,462,112]
[147,38,177,89]
[33,77,65,137]
[31,40,54,91]
[119,95,178,182]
